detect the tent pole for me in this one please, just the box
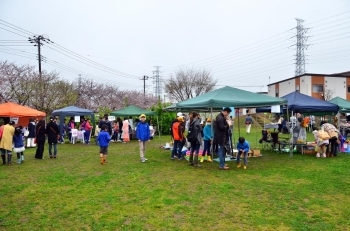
[157,116,160,138]
[255,113,258,149]
[211,107,214,165]
[237,108,241,137]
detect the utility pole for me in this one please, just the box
[77,74,82,106]
[140,75,149,98]
[293,18,309,76]
[152,66,163,101]
[28,35,52,110]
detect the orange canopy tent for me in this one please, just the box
[0,102,46,127]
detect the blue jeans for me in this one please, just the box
[49,143,57,156]
[218,144,225,168]
[203,140,211,156]
[113,131,118,141]
[84,130,91,144]
[171,140,181,159]
[237,151,248,165]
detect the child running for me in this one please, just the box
[136,114,151,163]
[13,127,25,164]
[97,124,111,165]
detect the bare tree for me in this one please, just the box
[164,68,217,102]
[321,89,335,101]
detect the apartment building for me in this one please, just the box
[267,71,350,100]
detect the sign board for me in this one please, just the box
[271,105,281,113]
[71,129,78,137]
[74,116,80,122]
[108,116,115,121]
[10,117,19,124]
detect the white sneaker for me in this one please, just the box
[141,158,145,163]
[316,153,320,158]
[144,158,148,161]
[322,153,326,158]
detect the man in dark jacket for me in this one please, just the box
[214,107,232,170]
[98,114,112,136]
[46,117,60,158]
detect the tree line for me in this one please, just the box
[0,61,158,115]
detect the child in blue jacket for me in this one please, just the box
[236,137,250,170]
[13,127,25,164]
[97,125,111,165]
[136,114,150,163]
[201,118,213,162]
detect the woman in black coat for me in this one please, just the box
[46,117,59,158]
[27,118,36,147]
[35,119,46,159]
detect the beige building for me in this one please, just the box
[267,71,350,100]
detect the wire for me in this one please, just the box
[0,26,29,38]
[44,44,140,79]
[306,10,350,25]
[310,20,350,33]
[0,49,36,59]
[310,26,350,37]
[0,19,36,35]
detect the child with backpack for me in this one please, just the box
[171,116,185,160]
[13,127,25,164]
[201,118,213,162]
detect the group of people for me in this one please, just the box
[0,116,60,165]
[170,108,250,170]
[312,121,340,158]
[97,114,151,164]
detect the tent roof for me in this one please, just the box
[0,102,46,117]
[329,97,350,112]
[52,106,94,116]
[176,86,287,108]
[282,91,339,112]
[110,105,156,116]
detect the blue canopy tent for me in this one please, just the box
[52,106,95,139]
[256,91,339,113]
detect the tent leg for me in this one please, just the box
[255,113,258,149]
[211,107,214,165]
[237,109,241,137]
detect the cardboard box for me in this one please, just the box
[253,149,261,157]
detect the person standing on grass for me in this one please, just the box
[122,117,130,143]
[187,111,202,167]
[84,118,92,144]
[236,137,250,170]
[136,114,151,163]
[46,117,60,159]
[214,107,232,170]
[97,124,111,165]
[0,121,15,165]
[98,114,112,137]
[170,116,185,160]
[26,118,36,148]
[13,127,25,164]
[35,120,46,159]
[112,120,119,142]
[201,118,213,163]
[245,114,253,134]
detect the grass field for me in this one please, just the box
[1,127,350,231]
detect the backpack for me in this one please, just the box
[187,122,197,142]
[0,125,4,139]
[172,122,180,138]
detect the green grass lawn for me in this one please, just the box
[1,129,350,230]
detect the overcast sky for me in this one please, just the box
[1,0,349,95]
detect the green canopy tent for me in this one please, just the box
[329,97,350,132]
[110,105,159,138]
[110,105,156,116]
[329,97,350,112]
[176,86,288,158]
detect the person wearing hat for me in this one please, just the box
[136,114,151,163]
[201,118,213,162]
[170,112,183,142]
[171,116,186,160]
[0,121,15,165]
[46,117,60,158]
